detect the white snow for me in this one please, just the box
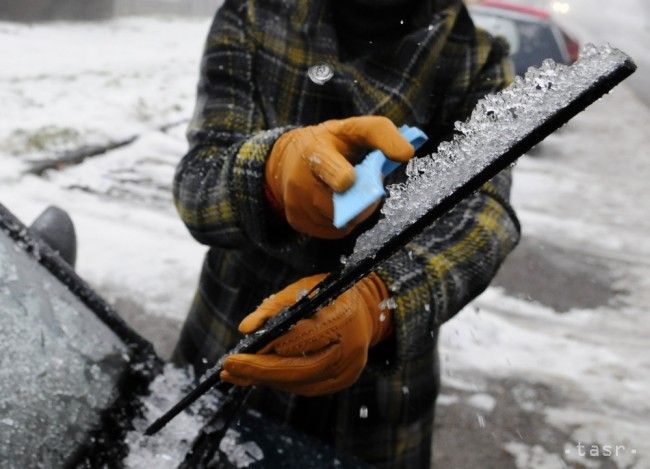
[218,429,264,468]
[436,394,460,406]
[466,393,497,413]
[0,17,209,333]
[124,364,219,468]
[433,3,650,466]
[378,297,397,310]
[504,442,567,469]
[0,17,207,168]
[348,44,633,266]
[123,364,265,468]
[359,405,369,418]
[440,84,650,468]
[559,0,650,106]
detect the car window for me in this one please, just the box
[470,10,566,74]
[472,13,521,54]
[0,229,130,467]
[513,18,564,67]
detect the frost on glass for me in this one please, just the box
[0,230,129,467]
[347,44,630,266]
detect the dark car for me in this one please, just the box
[0,203,369,468]
[469,0,580,76]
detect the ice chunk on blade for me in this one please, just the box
[347,44,636,266]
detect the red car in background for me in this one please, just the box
[469,0,580,76]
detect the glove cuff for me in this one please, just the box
[265,128,299,212]
[357,272,393,346]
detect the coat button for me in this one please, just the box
[307,63,334,85]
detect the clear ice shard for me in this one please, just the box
[346,44,631,267]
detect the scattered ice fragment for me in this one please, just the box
[123,364,221,469]
[89,364,102,380]
[296,288,309,301]
[359,406,369,419]
[219,429,264,468]
[379,298,397,310]
[402,386,410,395]
[307,63,334,85]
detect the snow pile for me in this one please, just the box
[466,393,496,413]
[123,364,220,468]
[442,286,650,468]
[0,230,129,468]
[0,17,207,169]
[48,126,188,207]
[124,364,265,468]
[503,442,566,469]
[218,428,264,468]
[124,364,217,469]
[348,44,632,266]
[0,18,209,341]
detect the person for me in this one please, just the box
[172,0,520,466]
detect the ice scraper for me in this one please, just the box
[145,45,636,440]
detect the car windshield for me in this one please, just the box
[0,229,130,467]
[471,13,521,54]
[513,18,564,67]
[472,11,564,72]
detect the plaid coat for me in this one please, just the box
[172,0,520,466]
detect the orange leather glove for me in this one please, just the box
[265,116,415,239]
[220,273,393,396]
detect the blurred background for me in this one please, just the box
[0,0,220,20]
[0,0,648,468]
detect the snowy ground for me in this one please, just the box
[433,3,650,466]
[0,17,210,355]
[0,6,648,469]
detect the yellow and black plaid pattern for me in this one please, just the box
[173,0,520,467]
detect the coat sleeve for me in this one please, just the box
[374,33,521,367]
[173,0,293,249]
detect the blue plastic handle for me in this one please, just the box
[332,125,428,229]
